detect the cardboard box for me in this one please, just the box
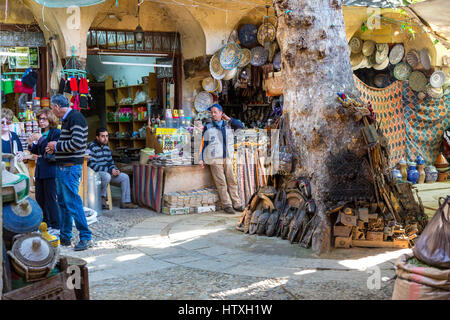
[334,235,352,248]
[338,212,357,226]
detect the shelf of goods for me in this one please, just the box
[104,74,157,151]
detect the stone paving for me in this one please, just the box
[61,207,403,300]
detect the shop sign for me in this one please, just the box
[7,47,39,69]
[156,58,173,79]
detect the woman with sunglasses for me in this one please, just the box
[1,108,24,168]
[27,108,61,236]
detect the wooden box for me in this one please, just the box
[334,235,352,248]
[358,208,369,222]
[338,212,357,226]
[333,225,352,237]
[393,238,410,248]
[366,231,383,241]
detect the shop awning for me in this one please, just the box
[33,0,105,7]
[409,0,450,40]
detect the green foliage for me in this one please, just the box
[361,23,368,33]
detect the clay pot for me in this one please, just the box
[424,166,438,183]
[399,159,408,181]
[434,153,449,169]
[437,171,449,182]
[407,163,419,184]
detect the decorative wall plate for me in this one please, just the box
[257,22,276,45]
[202,76,219,92]
[362,40,376,57]
[250,46,269,66]
[405,49,420,68]
[393,62,412,81]
[219,42,242,70]
[273,51,282,70]
[209,54,226,79]
[228,29,238,43]
[349,36,362,54]
[429,70,446,88]
[375,44,389,64]
[194,91,213,112]
[238,48,251,68]
[223,67,238,80]
[389,44,404,65]
[238,24,258,47]
[373,56,389,70]
[426,86,444,99]
[408,71,427,92]
[419,48,431,70]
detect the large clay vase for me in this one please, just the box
[407,163,419,184]
[424,166,438,183]
[434,153,449,169]
[417,164,425,184]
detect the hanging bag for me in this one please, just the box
[412,196,450,269]
[10,134,30,177]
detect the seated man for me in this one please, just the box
[87,127,138,209]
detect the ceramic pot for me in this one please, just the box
[434,153,449,169]
[417,164,425,184]
[391,169,402,181]
[407,163,419,184]
[399,159,408,181]
[416,155,425,165]
[424,166,438,183]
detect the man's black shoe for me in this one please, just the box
[60,238,71,246]
[74,240,93,251]
[233,205,245,212]
[224,207,235,214]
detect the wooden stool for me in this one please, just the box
[106,184,113,210]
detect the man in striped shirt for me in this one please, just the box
[46,94,93,251]
[86,127,138,209]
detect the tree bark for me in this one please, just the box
[273,0,369,254]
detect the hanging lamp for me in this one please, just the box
[134,0,144,44]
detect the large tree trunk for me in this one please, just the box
[273,0,370,254]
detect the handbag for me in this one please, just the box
[264,71,283,96]
[43,152,56,163]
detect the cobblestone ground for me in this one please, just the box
[64,207,395,300]
[90,267,395,300]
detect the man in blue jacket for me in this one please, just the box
[199,104,244,214]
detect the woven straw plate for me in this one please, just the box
[349,36,362,54]
[209,54,226,79]
[389,44,404,65]
[250,46,269,66]
[257,22,276,45]
[419,48,431,70]
[362,40,376,57]
[194,91,213,113]
[238,24,258,47]
[429,70,446,88]
[394,62,412,81]
[238,48,251,68]
[405,49,420,68]
[202,76,219,92]
[223,67,238,81]
[408,71,427,92]
[219,42,242,70]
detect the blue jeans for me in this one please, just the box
[55,165,92,241]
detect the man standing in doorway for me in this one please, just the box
[46,94,93,251]
[86,127,138,209]
[199,103,245,214]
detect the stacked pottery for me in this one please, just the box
[399,159,408,181]
[407,162,419,184]
[434,153,449,182]
[424,165,438,183]
[416,155,425,184]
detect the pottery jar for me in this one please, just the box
[424,166,438,183]
[407,162,419,184]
